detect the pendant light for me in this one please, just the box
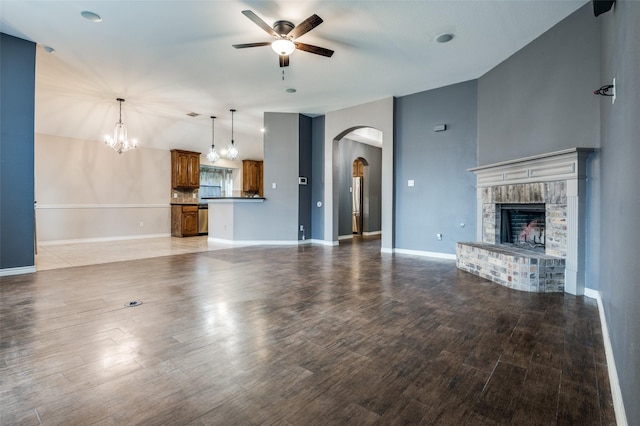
[104,98,137,154]
[206,116,219,163]
[226,108,239,160]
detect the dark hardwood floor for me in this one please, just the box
[1,237,615,425]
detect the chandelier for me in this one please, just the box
[206,115,220,163]
[104,98,137,154]
[226,108,239,160]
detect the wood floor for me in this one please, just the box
[1,237,615,425]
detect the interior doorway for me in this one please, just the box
[352,158,366,235]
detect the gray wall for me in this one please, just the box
[598,1,640,422]
[477,4,600,166]
[394,80,478,254]
[311,116,325,240]
[337,138,382,236]
[298,115,312,241]
[244,112,299,241]
[0,34,36,270]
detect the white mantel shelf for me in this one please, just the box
[469,148,596,187]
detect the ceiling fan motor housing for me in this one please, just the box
[273,20,294,37]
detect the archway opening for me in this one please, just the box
[333,127,382,243]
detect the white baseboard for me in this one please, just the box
[39,233,171,246]
[338,234,353,240]
[0,265,37,277]
[363,230,382,236]
[207,237,299,246]
[393,248,456,260]
[309,239,338,246]
[587,289,628,426]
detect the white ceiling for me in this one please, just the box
[1,0,587,161]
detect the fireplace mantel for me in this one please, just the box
[464,148,595,295]
[469,148,595,187]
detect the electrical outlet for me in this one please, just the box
[173,193,178,198]
[139,221,144,228]
[192,193,197,198]
[272,182,277,189]
[436,233,443,240]
[300,225,304,232]
[408,180,415,187]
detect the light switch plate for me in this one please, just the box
[408,180,415,187]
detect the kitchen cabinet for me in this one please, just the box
[171,204,198,237]
[242,160,263,196]
[171,149,200,188]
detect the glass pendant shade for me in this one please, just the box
[207,146,220,163]
[226,142,238,160]
[206,115,219,163]
[226,109,239,160]
[104,98,137,154]
[271,39,295,55]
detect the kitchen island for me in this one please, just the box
[204,197,266,244]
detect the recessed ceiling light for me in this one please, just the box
[186,112,201,117]
[285,88,297,93]
[435,33,454,43]
[81,11,103,22]
[43,45,55,53]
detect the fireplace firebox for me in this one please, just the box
[499,204,545,251]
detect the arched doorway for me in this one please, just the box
[352,157,367,235]
[323,98,394,251]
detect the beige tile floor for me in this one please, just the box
[36,236,231,271]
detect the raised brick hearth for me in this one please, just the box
[457,148,594,295]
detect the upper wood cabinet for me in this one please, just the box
[171,149,200,188]
[242,160,263,196]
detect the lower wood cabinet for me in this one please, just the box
[171,205,198,237]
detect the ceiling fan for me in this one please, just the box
[233,10,334,67]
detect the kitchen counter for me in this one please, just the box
[207,197,266,243]
[202,197,266,202]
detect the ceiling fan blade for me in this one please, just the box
[233,42,272,49]
[241,10,278,37]
[294,42,334,57]
[279,54,290,68]
[288,14,323,39]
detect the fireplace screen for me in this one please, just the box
[499,204,545,250]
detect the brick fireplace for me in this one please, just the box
[456,148,594,295]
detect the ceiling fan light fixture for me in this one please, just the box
[271,39,295,55]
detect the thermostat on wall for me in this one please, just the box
[298,177,308,185]
[434,124,447,132]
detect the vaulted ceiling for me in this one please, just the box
[1,1,587,160]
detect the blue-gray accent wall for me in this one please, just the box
[311,116,325,240]
[477,4,600,166]
[1,33,36,270]
[298,115,312,240]
[598,1,640,422]
[394,80,478,253]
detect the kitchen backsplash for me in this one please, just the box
[171,188,198,204]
